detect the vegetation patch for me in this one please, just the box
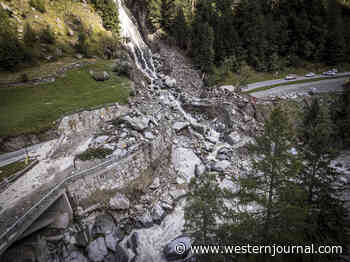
[0,60,131,137]
[76,148,114,161]
[0,160,33,182]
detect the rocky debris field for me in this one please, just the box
[1,44,265,262]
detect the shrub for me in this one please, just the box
[23,23,37,47]
[76,31,90,56]
[40,26,56,44]
[98,34,120,59]
[76,148,113,161]
[29,0,46,13]
[0,9,26,71]
[91,0,120,35]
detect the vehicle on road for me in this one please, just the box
[323,71,336,76]
[305,72,316,77]
[285,74,297,80]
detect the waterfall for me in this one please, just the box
[116,0,157,80]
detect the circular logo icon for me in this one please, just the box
[175,242,187,255]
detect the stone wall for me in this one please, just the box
[66,116,174,211]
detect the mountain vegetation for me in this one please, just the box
[134,0,350,84]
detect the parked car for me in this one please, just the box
[305,72,316,77]
[331,68,338,73]
[285,74,297,80]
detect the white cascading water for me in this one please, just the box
[116,0,157,80]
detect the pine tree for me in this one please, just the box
[239,107,301,241]
[171,7,188,49]
[184,172,225,245]
[297,98,350,260]
[191,19,215,72]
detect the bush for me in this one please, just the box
[0,9,26,71]
[98,34,120,59]
[40,26,56,44]
[76,148,113,161]
[91,0,120,35]
[23,23,37,47]
[76,31,90,56]
[29,0,46,13]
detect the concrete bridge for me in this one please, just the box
[0,189,73,257]
[0,144,144,258]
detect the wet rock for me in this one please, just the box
[165,76,177,89]
[109,193,130,210]
[163,236,192,261]
[172,147,202,184]
[151,203,165,224]
[87,237,108,262]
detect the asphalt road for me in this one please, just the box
[0,143,46,168]
[245,72,350,92]
[251,77,347,98]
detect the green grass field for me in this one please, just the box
[0,60,131,137]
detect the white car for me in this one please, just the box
[323,71,336,76]
[285,74,297,80]
[305,72,316,77]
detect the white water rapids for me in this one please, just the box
[116,0,157,80]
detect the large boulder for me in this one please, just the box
[120,115,150,131]
[224,131,241,145]
[172,147,202,184]
[91,215,117,237]
[109,193,130,210]
[165,76,177,89]
[91,71,111,81]
[151,203,165,224]
[65,250,89,262]
[87,237,108,262]
[104,245,129,262]
[163,236,192,261]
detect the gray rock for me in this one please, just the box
[91,71,111,81]
[75,53,83,59]
[87,237,108,262]
[151,203,165,224]
[172,147,202,184]
[219,85,236,93]
[194,163,206,177]
[104,245,129,262]
[92,214,118,237]
[172,122,189,131]
[51,212,70,229]
[137,211,153,228]
[121,115,150,131]
[169,189,187,200]
[163,236,192,261]
[212,160,231,172]
[224,131,241,145]
[109,193,130,210]
[144,131,154,140]
[165,76,177,89]
[149,177,160,189]
[65,250,88,262]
